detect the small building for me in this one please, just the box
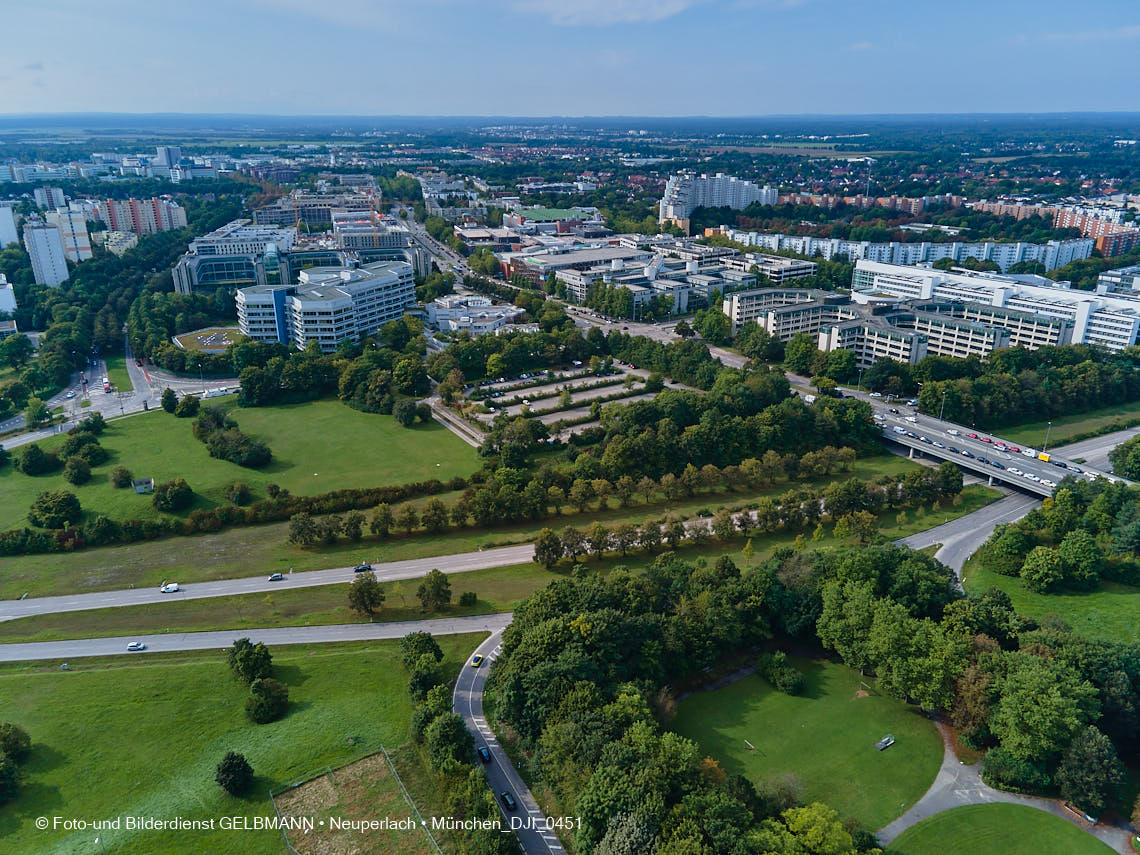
[132,478,154,494]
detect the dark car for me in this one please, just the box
[961,450,974,458]
[477,746,492,763]
[888,407,900,414]
[500,791,517,811]
[1051,460,1068,468]
[977,457,990,465]
[353,563,372,573]
[948,446,959,454]
[992,462,1005,470]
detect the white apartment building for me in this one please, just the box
[719,228,1094,273]
[331,211,410,250]
[33,186,66,210]
[659,173,776,226]
[45,208,92,262]
[0,273,16,340]
[101,231,140,256]
[853,260,1140,351]
[0,205,16,248]
[236,261,414,352]
[23,221,70,286]
[103,197,188,234]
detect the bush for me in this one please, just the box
[227,638,273,684]
[458,591,478,607]
[215,751,254,796]
[63,457,91,485]
[110,465,133,488]
[174,394,201,417]
[757,651,805,695]
[161,387,178,413]
[393,399,417,427]
[981,746,1051,793]
[15,443,61,475]
[28,490,81,529]
[152,478,193,512]
[0,724,30,764]
[225,482,252,505]
[76,412,106,435]
[246,678,289,724]
[0,753,18,804]
[400,631,444,668]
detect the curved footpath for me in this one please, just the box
[0,613,512,662]
[877,723,1132,853]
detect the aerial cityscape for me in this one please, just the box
[2,3,1140,855]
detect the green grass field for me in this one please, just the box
[886,804,1115,855]
[997,400,1140,448]
[0,634,481,855]
[0,457,991,600]
[103,355,132,393]
[672,658,943,830]
[0,398,479,531]
[963,555,1140,645]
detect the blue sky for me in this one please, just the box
[2,0,1138,116]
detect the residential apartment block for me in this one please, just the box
[103,197,187,234]
[45,208,92,263]
[659,172,776,231]
[236,261,414,352]
[23,220,70,286]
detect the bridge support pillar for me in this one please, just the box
[988,475,994,486]
[908,447,915,459]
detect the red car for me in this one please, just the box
[1009,445,1021,453]
[966,432,978,439]
[980,437,992,444]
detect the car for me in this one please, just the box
[906,399,918,406]
[1051,460,1068,468]
[1024,473,1040,482]
[1009,467,1023,476]
[470,654,484,668]
[477,746,492,763]
[1071,466,1083,474]
[906,431,918,439]
[875,734,896,751]
[126,641,146,651]
[65,390,76,398]
[994,443,1007,451]
[992,462,1006,470]
[980,437,993,444]
[888,407,900,414]
[892,426,907,434]
[961,450,974,458]
[905,416,918,423]
[946,428,960,436]
[966,432,978,439]
[159,583,180,593]
[978,456,990,465]
[135,359,142,367]
[621,326,629,331]
[267,573,284,581]
[353,563,372,573]
[1008,445,1021,453]
[500,791,517,811]
[919,435,932,444]
[869,392,882,398]
[948,446,959,454]
[1041,480,1056,488]
[932,441,945,448]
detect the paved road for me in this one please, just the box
[454,630,565,854]
[0,613,513,662]
[0,544,535,622]
[897,492,1041,573]
[1051,428,1140,473]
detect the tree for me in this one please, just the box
[561,525,586,559]
[0,333,33,369]
[534,528,563,569]
[587,521,609,557]
[833,510,878,545]
[246,677,290,724]
[1056,529,1101,589]
[400,631,443,668]
[674,319,694,339]
[421,498,449,534]
[613,523,638,556]
[1020,545,1063,594]
[24,396,48,429]
[1055,726,1124,817]
[783,333,818,374]
[16,443,60,475]
[174,394,200,417]
[417,569,452,611]
[425,712,474,771]
[161,387,178,413]
[392,398,417,427]
[215,751,254,796]
[0,723,30,763]
[287,511,318,546]
[370,504,393,537]
[348,570,386,618]
[152,477,193,512]
[396,503,419,534]
[637,475,657,503]
[0,753,18,804]
[62,456,91,485]
[28,489,81,529]
[227,638,273,684]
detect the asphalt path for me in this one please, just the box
[1051,428,1140,473]
[0,544,536,622]
[454,630,565,854]
[897,492,1041,573]
[0,613,513,662]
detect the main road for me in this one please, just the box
[0,613,512,662]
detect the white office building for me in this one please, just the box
[0,205,17,248]
[45,207,92,262]
[425,295,525,335]
[659,173,776,226]
[332,211,411,251]
[0,273,16,339]
[236,260,414,352]
[23,221,70,286]
[853,260,1140,352]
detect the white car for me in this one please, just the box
[946,429,960,436]
[1024,473,1040,482]
[1009,468,1023,476]
[1041,480,1056,488]
[905,416,918,423]
[126,641,146,652]
[159,583,181,593]
[932,441,945,448]
[869,392,882,398]
[65,391,77,399]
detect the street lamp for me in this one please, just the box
[857,366,865,393]
[1043,420,1053,453]
[198,363,204,396]
[938,389,948,422]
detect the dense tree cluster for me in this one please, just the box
[0,722,31,805]
[192,406,272,468]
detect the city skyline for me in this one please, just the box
[2,0,1138,117]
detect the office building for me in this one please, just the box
[154,146,182,167]
[331,211,409,250]
[0,274,17,340]
[45,208,92,262]
[34,186,66,210]
[103,197,187,234]
[23,220,70,286]
[713,227,1094,273]
[100,231,140,256]
[0,205,17,248]
[236,260,414,352]
[1098,264,1140,293]
[173,220,296,294]
[723,252,818,283]
[659,173,776,231]
[253,191,377,227]
[853,260,1140,352]
[424,295,526,335]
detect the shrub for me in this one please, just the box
[757,651,806,695]
[15,443,61,475]
[227,638,273,684]
[28,490,82,529]
[72,442,108,467]
[62,457,91,485]
[225,482,252,505]
[110,466,133,488]
[458,591,478,607]
[215,751,253,796]
[0,724,31,763]
[152,478,193,512]
[246,678,289,724]
[981,746,1051,793]
[161,387,178,412]
[400,631,444,668]
[174,394,201,417]
[76,412,106,435]
[0,753,18,804]
[393,399,417,427]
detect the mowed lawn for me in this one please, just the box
[672,658,942,830]
[0,634,481,855]
[103,355,132,393]
[886,804,1115,855]
[963,556,1140,645]
[996,399,1140,448]
[0,398,479,531]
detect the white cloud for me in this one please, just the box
[848,40,873,51]
[1041,24,1140,42]
[517,0,703,26]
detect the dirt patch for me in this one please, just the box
[275,752,437,855]
[854,689,869,699]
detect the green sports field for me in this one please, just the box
[886,803,1115,855]
[672,657,942,829]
